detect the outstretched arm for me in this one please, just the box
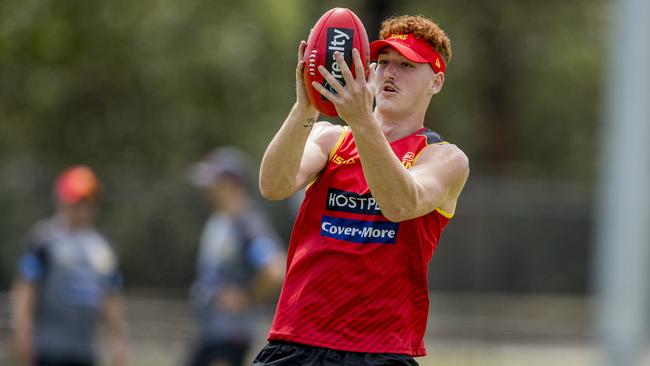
[312,50,469,221]
[259,41,342,200]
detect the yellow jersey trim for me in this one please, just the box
[307,126,349,191]
[435,207,454,219]
[305,176,317,191]
[328,126,349,161]
[412,141,449,166]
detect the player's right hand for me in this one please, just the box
[296,41,318,115]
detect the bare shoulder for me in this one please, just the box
[416,143,469,182]
[309,121,346,152]
[420,143,469,168]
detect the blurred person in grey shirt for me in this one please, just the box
[187,147,284,366]
[11,166,126,366]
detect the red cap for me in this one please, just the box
[55,165,101,204]
[370,33,446,74]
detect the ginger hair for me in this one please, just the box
[379,15,452,64]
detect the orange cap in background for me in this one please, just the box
[54,165,101,204]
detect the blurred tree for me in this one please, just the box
[0,0,605,293]
[363,0,394,41]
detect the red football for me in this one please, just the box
[303,8,369,117]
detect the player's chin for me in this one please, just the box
[375,95,398,110]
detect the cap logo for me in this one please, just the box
[389,34,408,40]
[435,59,441,68]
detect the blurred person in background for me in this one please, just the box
[10,165,126,366]
[187,147,285,366]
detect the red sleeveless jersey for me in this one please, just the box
[268,127,453,356]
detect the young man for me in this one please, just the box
[255,15,469,366]
[187,147,285,366]
[11,165,126,366]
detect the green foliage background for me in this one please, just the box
[0,0,605,291]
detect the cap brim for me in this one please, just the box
[369,40,429,63]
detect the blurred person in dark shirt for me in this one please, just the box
[11,165,126,366]
[187,147,285,366]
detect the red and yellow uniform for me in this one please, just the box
[269,127,453,356]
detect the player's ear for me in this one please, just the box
[429,72,444,95]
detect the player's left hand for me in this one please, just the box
[312,49,377,126]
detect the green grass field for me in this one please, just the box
[114,292,602,366]
[0,292,629,366]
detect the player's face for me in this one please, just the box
[60,200,96,229]
[208,176,246,210]
[374,48,439,116]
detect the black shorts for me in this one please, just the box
[36,357,94,366]
[189,341,250,366]
[252,341,419,366]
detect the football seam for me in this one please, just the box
[306,9,337,80]
[305,8,366,116]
